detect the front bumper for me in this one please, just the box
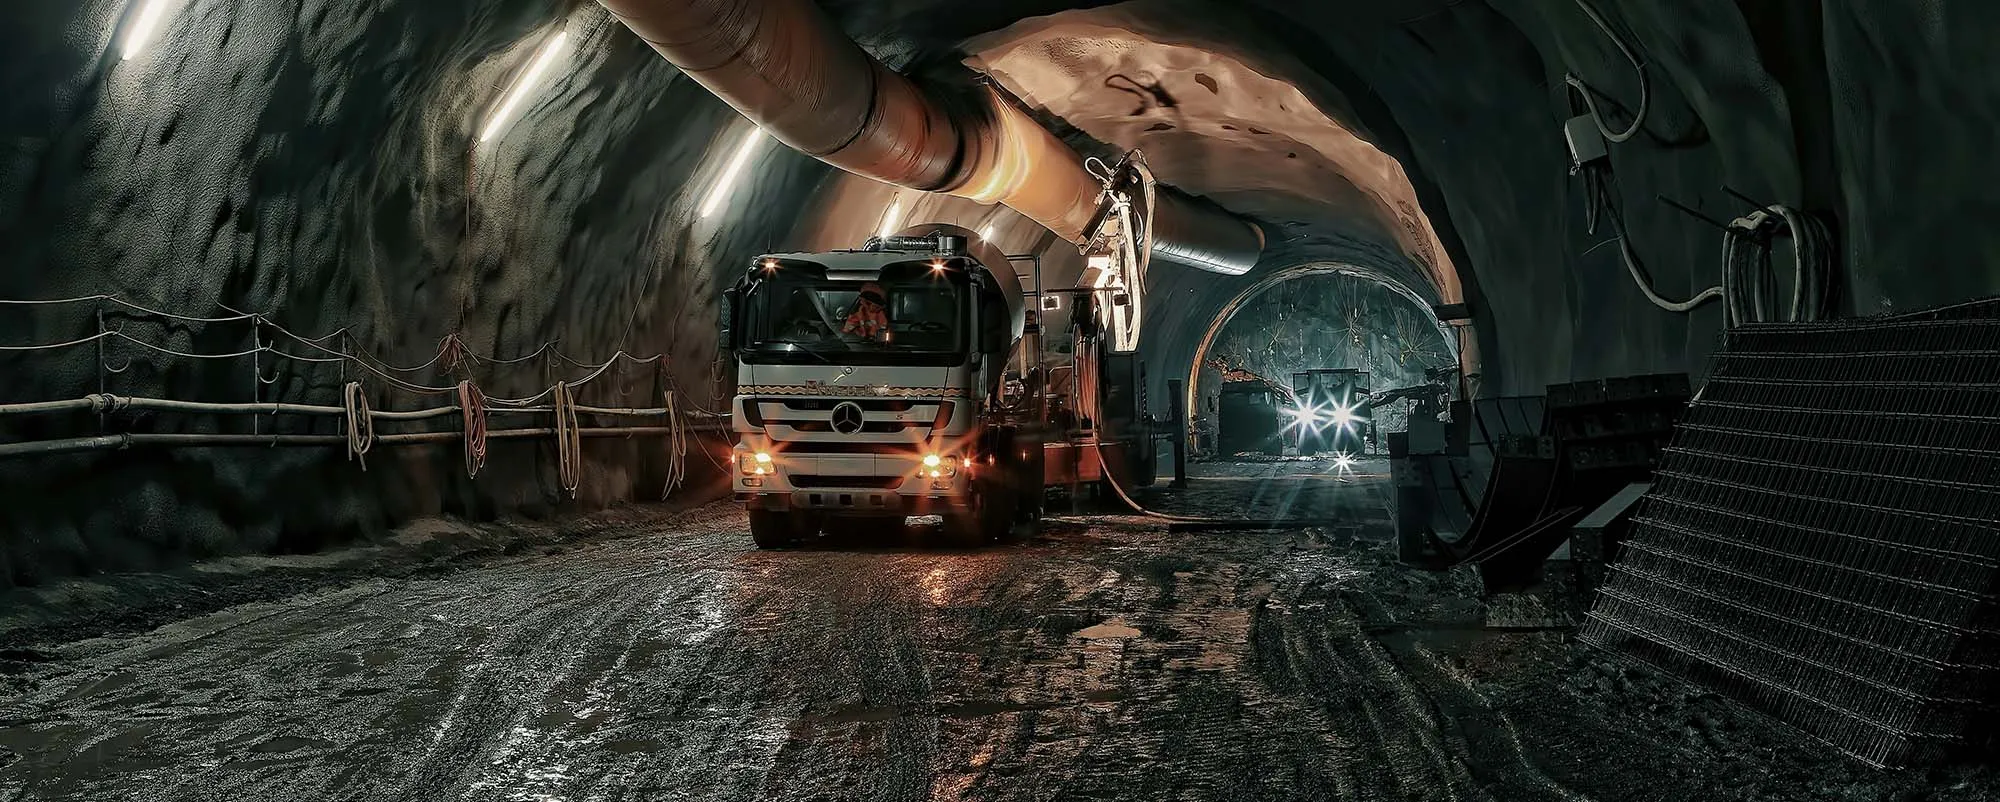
[733,450,970,514]
[735,489,969,515]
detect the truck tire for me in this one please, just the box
[749,509,813,549]
[941,480,1013,549]
[1012,476,1044,540]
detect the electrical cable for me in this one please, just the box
[1721,203,1834,325]
[662,388,688,499]
[112,332,265,360]
[1564,0,1649,144]
[552,380,582,497]
[342,381,376,469]
[0,331,118,351]
[1596,180,1726,312]
[458,380,489,478]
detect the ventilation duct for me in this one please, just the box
[596,0,1263,274]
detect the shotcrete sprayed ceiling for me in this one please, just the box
[963,1,1460,304]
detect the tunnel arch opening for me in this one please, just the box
[1185,262,1461,439]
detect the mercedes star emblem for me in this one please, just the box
[830,402,865,435]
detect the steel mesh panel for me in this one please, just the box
[1579,312,2000,767]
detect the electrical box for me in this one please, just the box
[1564,115,1608,170]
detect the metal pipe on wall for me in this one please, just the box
[597,0,1263,274]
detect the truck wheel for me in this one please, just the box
[749,509,811,549]
[1012,479,1044,540]
[941,482,1013,549]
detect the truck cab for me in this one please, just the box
[722,229,1040,548]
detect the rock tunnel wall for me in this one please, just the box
[1270,0,2000,393]
[950,0,2000,400]
[0,0,827,588]
[8,0,2000,586]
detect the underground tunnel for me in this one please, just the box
[2,0,1999,798]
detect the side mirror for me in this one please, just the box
[719,286,741,351]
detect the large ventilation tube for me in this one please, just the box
[597,0,1264,275]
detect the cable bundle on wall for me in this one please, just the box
[457,380,488,478]
[1562,0,1838,325]
[342,381,376,469]
[1723,204,1835,325]
[552,380,582,497]
[662,389,688,499]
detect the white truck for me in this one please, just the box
[721,226,1047,548]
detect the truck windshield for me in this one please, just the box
[741,271,967,366]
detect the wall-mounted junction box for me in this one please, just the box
[1564,115,1609,170]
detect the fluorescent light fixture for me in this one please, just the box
[877,197,903,239]
[701,126,765,218]
[480,31,570,144]
[121,0,176,60]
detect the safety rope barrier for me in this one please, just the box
[0,292,719,498]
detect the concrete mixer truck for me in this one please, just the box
[720,226,1049,549]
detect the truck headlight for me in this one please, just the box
[922,453,959,479]
[740,450,772,476]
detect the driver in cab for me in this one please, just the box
[843,282,891,343]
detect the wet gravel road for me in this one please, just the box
[1,460,1983,801]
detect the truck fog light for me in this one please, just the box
[743,476,763,487]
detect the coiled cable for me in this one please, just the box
[552,380,582,497]
[342,381,375,469]
[457,380,488,478]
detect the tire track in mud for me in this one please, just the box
[0,490,1570,802]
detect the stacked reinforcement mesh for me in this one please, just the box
[1579,311,2000,767]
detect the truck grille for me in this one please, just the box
[779,399,925,412]
[789,476,905,490]
[784,420,916,434]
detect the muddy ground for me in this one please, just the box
[0,458,1992,801]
